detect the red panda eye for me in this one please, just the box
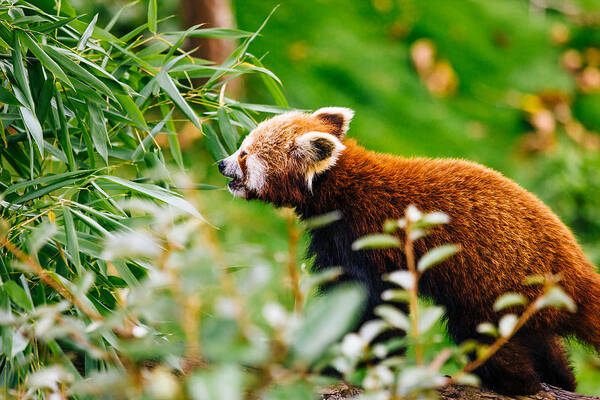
[239,150,248,160]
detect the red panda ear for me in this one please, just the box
[312,107,354,138]
[295,131,346,190]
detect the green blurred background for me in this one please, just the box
[71,0,600,394]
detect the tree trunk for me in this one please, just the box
[180,0,236,65]
[321,383,600,400]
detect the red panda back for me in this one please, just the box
[303,140,599,338]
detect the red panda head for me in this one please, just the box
[218,107,354,204]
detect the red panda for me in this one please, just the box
[218,107,600,395]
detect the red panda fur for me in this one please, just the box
[220,108,600,395]
[254,139,600,395]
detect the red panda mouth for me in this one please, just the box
[228,178,245,191]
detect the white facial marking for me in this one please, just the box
[245,154,267,192]
[222,131,263,198]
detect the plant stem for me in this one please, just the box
[284,208,302,313]
[404,221,423,366]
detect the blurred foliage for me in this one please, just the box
[0,0,290,396]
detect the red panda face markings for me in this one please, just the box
[219,107,354,201]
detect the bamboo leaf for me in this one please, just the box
[43,44,114,100]
[12,176,84,204]
[53,86,76,171]
[162,28,253,39]
[4,281,31,311]
[217,107,238,153]
[203,123,229,161]
[116,94,147,130]
[148,0,157,34]
[12,36,34,108]
[19,106,44,157]
[87,100,109,164]
[99,175,205,221]
[155,70,202,130]
[0,86,23,106]
[77,13,98,51]
[160,104,183,169]
[18,32,73,89]
[63,206,83,275]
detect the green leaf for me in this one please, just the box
[0,115,5,146]
[53,86,76,171]
[385,270,415,290]
[131,108,171,161]
[493,293,527,311]
[12,36,34,108]
[375,305,411,331]
[2,170,92,197]
[291,284,364,365]
[217,107,238,153]
[498,314,518,338]
[99,175,205,221]
[12,176,84,204]
[28,222,57,256]
[155,70,202,130]
[112,260,139,287]
[70,19,121,45]
[160,104,183,169]
[163,28,253,39]
[299,267,343,297]
[63,207,83,275]
[4,280,31,311]
[106,1,139,32]
[476,322,498,337]
[417,244,460,272]
[203,123,229,160]
[87,100,109,164]
[148,0,157,34]
[302,211,342,229]
[535,286,577,313]
[77,13,98,51]
[241,56,288,108]
[352,234,400,250]
[19,106,44,157]
[0,86,22,106]
[116,94,147,130]
[18,32,73,89]
[43,45,114,100]
[36,78,55,125]
[418,306,444,333]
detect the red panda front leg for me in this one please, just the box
[447,318,542,395]
[472,334,542,395]
[530,334,576,391]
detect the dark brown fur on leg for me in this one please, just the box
[530,335,576,391]
[475,335,542,395]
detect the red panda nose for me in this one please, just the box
[218,160,226,174]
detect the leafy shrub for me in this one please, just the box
[0,0,287,393]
